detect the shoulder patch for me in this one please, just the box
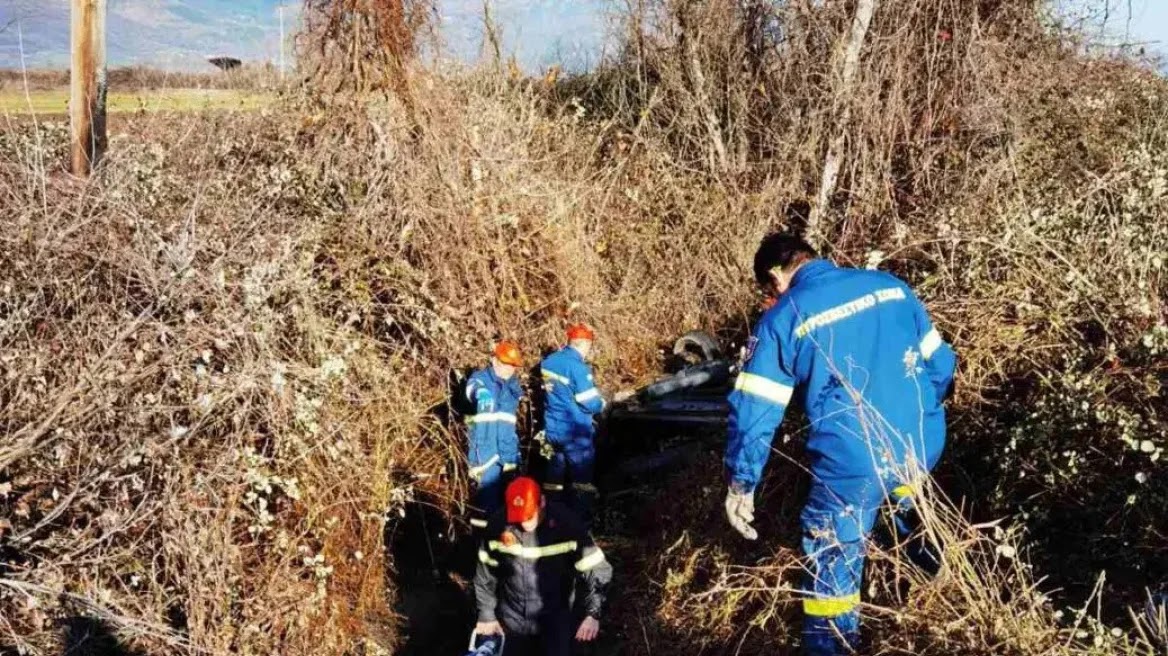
[743,335,760,363]
[500,530,518,547]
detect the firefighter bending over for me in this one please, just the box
[723,234,957,656]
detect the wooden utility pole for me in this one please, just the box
[70,0,107,177]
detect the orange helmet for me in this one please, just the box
[566,323,596,342]
[493,340,523,366]
[505,476,542,523]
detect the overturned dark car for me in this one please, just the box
[594,331,740,492]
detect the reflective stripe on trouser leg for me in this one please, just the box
[565,449,596,523]
[801,498,867,656]
[471,460,504,525]
[889,483,941,576]
[500,461,519,488]
[890,484,917,537]
[801,542,863,656]
[543,451,568,498]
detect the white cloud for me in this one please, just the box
[113,2,184,28]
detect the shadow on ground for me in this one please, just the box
[386,498,475,656]
[60,616,145,656]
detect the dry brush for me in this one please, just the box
[0,0,1166,654]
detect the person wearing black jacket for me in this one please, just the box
[474,476,612,655]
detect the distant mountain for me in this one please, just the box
[0,0,609,74]
[0,0,289,71]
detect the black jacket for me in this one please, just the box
[474,502,612,635]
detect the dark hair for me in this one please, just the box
[753,233,818,286]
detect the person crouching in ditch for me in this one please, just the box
[465,340,526,531]
[474,476,612,656]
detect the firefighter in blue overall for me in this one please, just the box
[466,340,526,530]
[723,234,957,655]
[539,323,605,522]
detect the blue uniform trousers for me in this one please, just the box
[543,443,596,524]
[800,473,939,656]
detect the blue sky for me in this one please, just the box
[0,0,292,70]
[0,0,612,72]
[435,0,609,72]
[0,0,1163,72]
[1054,0,1168,54]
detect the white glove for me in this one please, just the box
[613,389,635,403]
[725,487,758,541]
[534,430,556,460]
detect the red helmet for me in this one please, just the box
[493,340,523,366]
[566,323,596,342]
[505,476,541,523]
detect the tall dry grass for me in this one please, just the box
[0,68,779,654]
[584,1,1167,653]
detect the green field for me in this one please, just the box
[0,88,272,115]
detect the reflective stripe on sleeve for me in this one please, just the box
[468,454,501,479]
[541,370,570,385]
[543,483,565,491]
[470,518,488,528]
[575,388,601,403]
[733,372,794,406]
[575,548,607,572]
[467,412,517,425]
[488,540,578,559]
[920,328,943,360]
[478,549,499,566]
[803,593,860,617]
[502,463,518,473]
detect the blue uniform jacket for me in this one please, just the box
[726,259,957,492]
[466,367,524,474]
[540,346,605,451]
